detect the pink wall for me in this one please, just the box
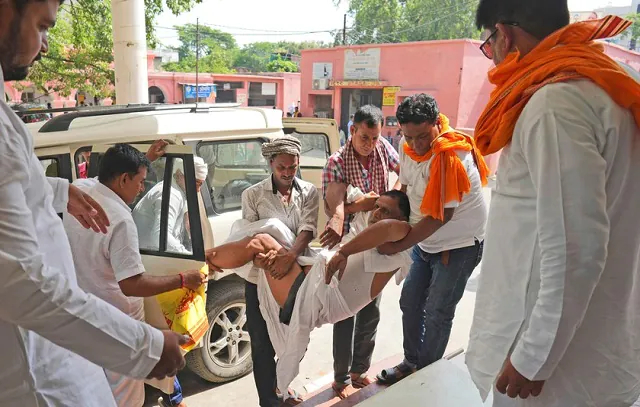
[458,40,495,129]
[300,40,470,128]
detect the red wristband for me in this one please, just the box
[179,273,185,288]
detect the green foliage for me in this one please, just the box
[24,0,201,98]
[266,57,299,72]
[334,0,481,45]
[623,13,640,49]
[162,25,237,73]
[234,41,328,72]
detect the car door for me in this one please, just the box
[34,146,74,182]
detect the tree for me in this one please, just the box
[162,24,238,73]
[234,41,329,73]
[267,57,299,73]
[23,0,202,98]
[623,13,640,50]
[335,0,481,45]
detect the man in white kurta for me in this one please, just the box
[467,3,640,406]
[133,157,209,254]
[0,54,173,407]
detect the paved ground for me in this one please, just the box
[144,185,491,406]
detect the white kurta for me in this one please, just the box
[64,180,149,407]
[133,182,189,253]
[466,79,640,407]
[223,212,412,399]
[0,69,164,407]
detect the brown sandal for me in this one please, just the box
[350,373,375,389]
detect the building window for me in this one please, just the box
[248,82,277,107]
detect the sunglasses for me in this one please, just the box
[479,22,520,59]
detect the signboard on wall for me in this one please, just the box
[382,86,401,106]
[183,84,215,99]
[262,83,276,96]
[313,63,333,79]
[329,80,385,87]
[344,48,381,80]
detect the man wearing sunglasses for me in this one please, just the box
[466,1,640,406]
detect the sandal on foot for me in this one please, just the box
[332,382,356,400]
[350,373,375,389]
[376,362,416,385]
[276,388,303,406]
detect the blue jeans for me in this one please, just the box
[400,241,483,369]
[162,376,183,405]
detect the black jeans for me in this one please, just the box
[332,295,382,385]
[245,281,280,407]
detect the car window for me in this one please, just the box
[39,157,60,178]
[289,131,330,168]
[130,157,194,256]
[198,140,269,214]
[74,147,92,179]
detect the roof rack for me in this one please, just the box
[31,103,242,133]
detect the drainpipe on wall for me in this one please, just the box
[111,0,149,104]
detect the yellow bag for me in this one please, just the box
[155,266,209,351]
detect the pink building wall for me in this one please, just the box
[300,40,492,135]
[4,52,300,111]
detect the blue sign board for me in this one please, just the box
[184,84,215,99]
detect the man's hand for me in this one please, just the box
[254,250,278,270]
[67,184,110,234]
[358,191,379,212]
[496,359,545,399]
[320,217,343,249]
[182,270,207,290]
[147,331,188,379]
[146,139,169,162]
[325,251,348,284]
[269,252,296,280]
[205,249,222,273]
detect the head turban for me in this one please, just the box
[261,135,301,160]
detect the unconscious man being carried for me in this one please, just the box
[205,188,414,400]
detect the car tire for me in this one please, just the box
[186,279,253,383]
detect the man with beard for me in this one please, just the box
[466,1,640,406]
[0,1,187,406]
[208,135,319,406]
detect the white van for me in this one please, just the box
[31,103,339,383]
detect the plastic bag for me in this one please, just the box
[155,266,209,351]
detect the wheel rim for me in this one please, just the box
[206,302,251,368]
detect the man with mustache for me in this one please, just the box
[466,0,640,406]
[0,0,186,406]
[320,104,400,398]
[209,135,319,406]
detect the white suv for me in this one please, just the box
[30,103,339,383]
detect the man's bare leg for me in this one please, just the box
[208,234,303,308]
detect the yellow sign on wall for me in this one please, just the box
[383,86,401,106]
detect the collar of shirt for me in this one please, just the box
[267,174,302,195]
[95,182,131,213]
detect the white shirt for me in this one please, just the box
[64,179,148,407]
[64,179,146,321]
[399,140,487,253]
[466,80,640,407]
[0,69,163,407]
[239,176,320,284]
[133,182,189,253]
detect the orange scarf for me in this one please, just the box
[475,15,640,156]
[403,114,489,221]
